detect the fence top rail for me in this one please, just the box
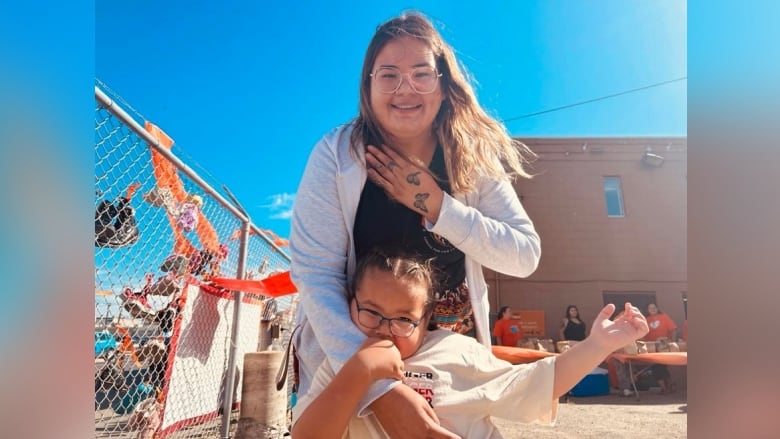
[95,85,290,262]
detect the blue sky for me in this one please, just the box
[96,1,686,239]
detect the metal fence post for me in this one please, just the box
[95,82,294,438]
[221,220,250,438]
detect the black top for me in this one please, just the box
[563,319,587,341]
[354,145,466,291]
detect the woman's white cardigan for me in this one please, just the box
[290,123,541,412]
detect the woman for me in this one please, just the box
[642,303,678,393]
[290,12,541,438]
[492,306,524,347]
[559,305,587,342]
[644,303,677,342]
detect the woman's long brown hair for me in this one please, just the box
[351,11,536,193]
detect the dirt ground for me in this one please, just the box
[493,388,687,438]
[95,360,686,438]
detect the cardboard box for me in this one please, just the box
[513,310,545,337]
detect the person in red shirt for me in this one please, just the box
[642,303,678,393]
[492,306,524,347]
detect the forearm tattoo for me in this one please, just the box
[414,193,430,213]
[406,171,421,186]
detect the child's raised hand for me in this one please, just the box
[589,302,649,353]
[354,337,405,382]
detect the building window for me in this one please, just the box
[603,292,656,319]
[603,176,625,217]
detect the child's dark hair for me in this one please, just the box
[497,306,511,319]
[350,248,439,330]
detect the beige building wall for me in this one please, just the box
[486,137,687,339]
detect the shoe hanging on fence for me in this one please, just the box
[149,279,185,334]
[156,308,177,334]
[95,183,140,248]
[147,273,182,297]
[120,274,156,320]
[95,351,126,393]
[188,248,216,276]
[137,338,168,366]
[142,187,176,211]
[121,289,156,320]
[205,244,229,279]
[198,243,228,279]
[94,196,140,248]
[159,254,189,276]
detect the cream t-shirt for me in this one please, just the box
[293,329,558,438]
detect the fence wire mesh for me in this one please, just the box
[94,84,296,439]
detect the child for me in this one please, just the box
[292,250,649,438]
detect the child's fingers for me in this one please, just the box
[621,302,642,320]
[387,359,404,381]
[631,314,650,333]
[620,305,649,335]
[594,303,616,326]
[624,303,646,323]
[394,365,405,380]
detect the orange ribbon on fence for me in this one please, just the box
[210,270,297,298]
[227,227,289,247]
[145,122,220,255]
[260,229,290,247]
[115,326,141,367]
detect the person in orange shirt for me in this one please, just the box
[643,303,677,342]
[492,306,524,347]
[642,303,678,393]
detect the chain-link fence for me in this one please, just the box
[94,83,297,438]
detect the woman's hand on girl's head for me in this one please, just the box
[588,303,649,353]
[365,144,444,223]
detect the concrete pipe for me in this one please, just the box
[235,351,288,439]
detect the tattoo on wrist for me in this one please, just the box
[406,171,421,186]
[414,193,430,213]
